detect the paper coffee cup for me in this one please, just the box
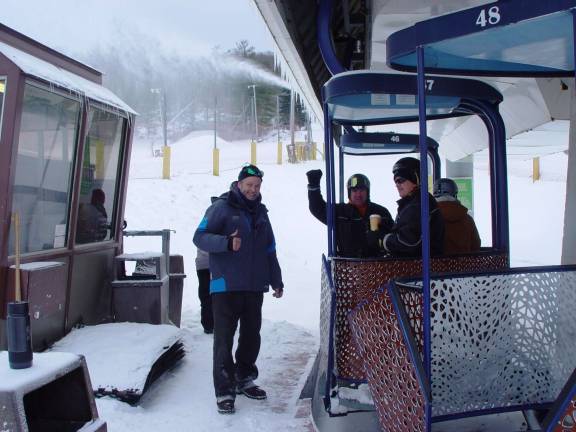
[369,214,381,231]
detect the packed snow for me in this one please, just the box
[50,323,183,395]
[92,128,566,431]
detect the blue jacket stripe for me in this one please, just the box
[210,277,226,293]
[198,217,208,231]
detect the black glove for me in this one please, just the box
[306,169,323,187]
[366,229,384,250]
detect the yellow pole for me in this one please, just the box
[162,146,171,179]
[213,148,220,176]
[95,139,105,179]
[533,157,540,182]
[251,141,257,165]
[277,141,282,165]
[311,142,317,160]
[12,212,21,302]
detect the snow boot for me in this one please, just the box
[237,385,267,400]
[216,397,235,414]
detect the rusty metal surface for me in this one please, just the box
[349,288,426,432]
[332,253,509,381]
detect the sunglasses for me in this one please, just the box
[394,177,407,185]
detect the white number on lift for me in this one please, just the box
[391,135,400,143]
[426,80,435,91]
[476,6,501,28]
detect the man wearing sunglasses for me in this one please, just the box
[370,157,444,257]
[306,169,393,257]
[194,164,283,415]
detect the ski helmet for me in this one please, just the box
[433,178,458,198]
[347,174,370,198]
[392,157,420,185]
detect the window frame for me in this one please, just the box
[72,100,129,248]
[7,79,83,257]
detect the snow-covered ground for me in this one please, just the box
[94,129,567,431]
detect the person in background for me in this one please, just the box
[433,178,481,255]
[306,169,393,257]
[195,247,213,334]
[370,157,444,257]
[193,164,283,415]
[76,188,108,244]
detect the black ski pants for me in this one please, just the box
[196,269,213,332]
[211,291,263,398]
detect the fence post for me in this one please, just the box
[162,146,171,179]
[213,148,219,176]
[251,141,257,165]
[533,157,540,182]
[277,141,282,165]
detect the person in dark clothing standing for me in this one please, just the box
[306,170,393,257]
[195,247,213,334]
[433,178,481,255]
[370,157,444,257]
[193,164,283,415]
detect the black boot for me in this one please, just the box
[216,397,235,414]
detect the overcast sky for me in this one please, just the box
[1,0,275,58]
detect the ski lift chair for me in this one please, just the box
[345,3,576,430]
[314,72,511,427]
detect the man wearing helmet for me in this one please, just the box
[306,169,393,257]
[433,178,481,255]
[370,157,444,257]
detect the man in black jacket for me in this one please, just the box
[306,169,393,257]
[374,157,444,257]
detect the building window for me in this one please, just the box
[75,107,125,245]
[9,83,80,254]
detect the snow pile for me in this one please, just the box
[50,323,183,394]
[95,316,317,431]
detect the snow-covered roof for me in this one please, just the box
[0,41,136,115]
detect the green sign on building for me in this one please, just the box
[454,177,474,215]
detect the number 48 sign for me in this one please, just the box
[476,6,501,27]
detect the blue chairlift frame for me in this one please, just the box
[384,2,576,430]
[321,71,509,258]
[322,73,508,427]
[335,129,441,204]
[387,0,576,77]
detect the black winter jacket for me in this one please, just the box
[193,186,283,293]
[308,188,393,258]
[383,188,445,257]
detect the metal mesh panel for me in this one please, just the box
[398,286,424,355]
[430,270,576,417]
[319,257,336,406]
[332,253,508,380]
[320,258,332,362]
[349,288,426,432]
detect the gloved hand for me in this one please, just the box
[306,169,323,187]
[366,229,384,250]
